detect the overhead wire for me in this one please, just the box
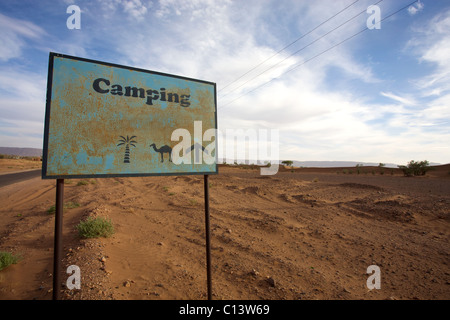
[219,0,383,101]
[218,0,419,111]
[218,0,361,94]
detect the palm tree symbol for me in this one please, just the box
[117,135,137,163]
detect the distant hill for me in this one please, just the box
[289,160,442,168]
[220,159,441,168]
[291,160,401,168]
[0,147,42,157]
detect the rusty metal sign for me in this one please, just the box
[42,52,217,179]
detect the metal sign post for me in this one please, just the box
[53,178,64,300]
[204,175,212,300]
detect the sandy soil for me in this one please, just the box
[0,161,449,300]
[0,159,41,174]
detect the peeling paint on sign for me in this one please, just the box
[42,52,217,179]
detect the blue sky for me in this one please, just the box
[0,0,449,165]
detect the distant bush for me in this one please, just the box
[356,164,363,174]
[398,160,432,177]
[0,154,41,161]
[281,160,293,167]
[0,154,16,159]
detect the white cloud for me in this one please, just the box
[122,0,150,19]
[0,119,44,149]
[95,0,151,20]
[0,68,46,148]
[380,92,417,106]
[408,9,450,95]
[0,13,46,61]
[408,1,424,16]
[0,68,46,102]
[422,94,450,125]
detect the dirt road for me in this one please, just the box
[0,169,41,188]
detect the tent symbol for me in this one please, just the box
[186,143,209,164]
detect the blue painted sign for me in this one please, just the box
[42,53,217,179]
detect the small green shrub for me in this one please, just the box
[0,252,21,271]
[76,217,115,239]
[76,180,90,186]
[65,202,80,209]
[47,201,80,214]
[47,205,56,214]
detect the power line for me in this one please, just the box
[218,0,418,111]
[219,0,383,101]
[218,0,361,94]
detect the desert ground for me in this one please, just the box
[0,159,449,300]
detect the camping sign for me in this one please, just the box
[42,52,217,179]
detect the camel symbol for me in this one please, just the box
[150,143,172,163]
